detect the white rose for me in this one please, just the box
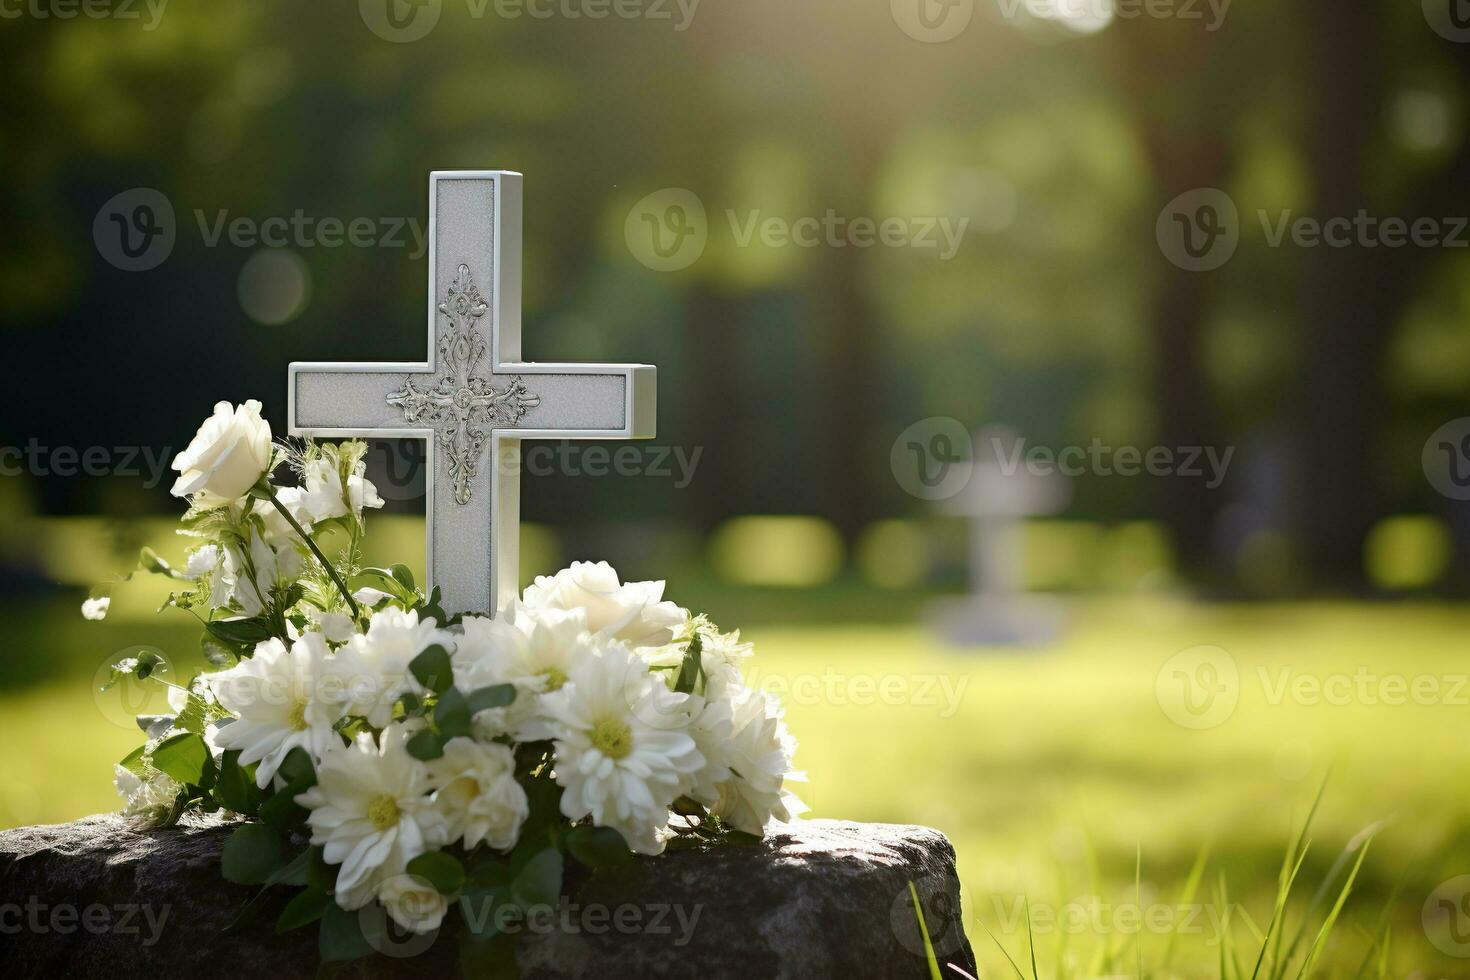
[377,873,449,935]
[170,400,274,508]
[522,561,688,647]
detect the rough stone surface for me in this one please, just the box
[0,814,976,979]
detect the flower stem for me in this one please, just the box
[266,488,360,618]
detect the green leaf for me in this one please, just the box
[173,689,209,734]
[406,729,445,761]
[466,684,517,714]
[117,743,149,776]
[319,902,372,962]
[410,645,453,695]
[277,888,332,933]
[564,826,634,872]
[275,747,318,789]
[200,632,239,667]
[207,616,274,650]
[213,750,261,815]
[511,848,563,908]
[674,632,704,695]
[268,849,313,888]
[435,686,472,739]
[221,824,285,885]
[135,714,174,735]
[407,851,466,895]
[389,563,416,593]
[151,731,208,785]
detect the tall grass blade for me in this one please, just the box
[908,880,944,980]
[1294,834,1374,980]
[1161,841,1212,970]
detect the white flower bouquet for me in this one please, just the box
[97,400,805,970]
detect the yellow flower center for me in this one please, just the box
[590,718,633,760]
[539,667,568,692]
[367,794,401,831]
[287,700,310,732]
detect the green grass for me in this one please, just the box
[3,594,1468,976]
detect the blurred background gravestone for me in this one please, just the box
[930,427,1071,647]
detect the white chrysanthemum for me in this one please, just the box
[427,737,528,851]
[307,608,358,644]
[712,686,805,835]
[300,457,384,523]
[343,608,450,728]
[251,486,313,542]
[208,633,351,788]
[113,766,181,827]
[377,873,449,935]
[541,639,703,855]
[524,561,688,648]
[81,597,110,621]
[297,725,445,910]
[223,533,303,617]
[453,603,588,740]
[680,694,734,808]
[184,544,221,581]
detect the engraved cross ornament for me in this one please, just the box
[288,172,656,616]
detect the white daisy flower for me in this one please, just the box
[453,603,588,740]
[541,639,704,855]
[208,632,351,788]
[713,686,805,835]
[342,607,451,728]
[524,561,688,648]
[427,737,528,851]
[377,873,449,935]
[680,694,734,808]
[296,725,445,910]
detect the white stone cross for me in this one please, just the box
[288,171,656,616]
